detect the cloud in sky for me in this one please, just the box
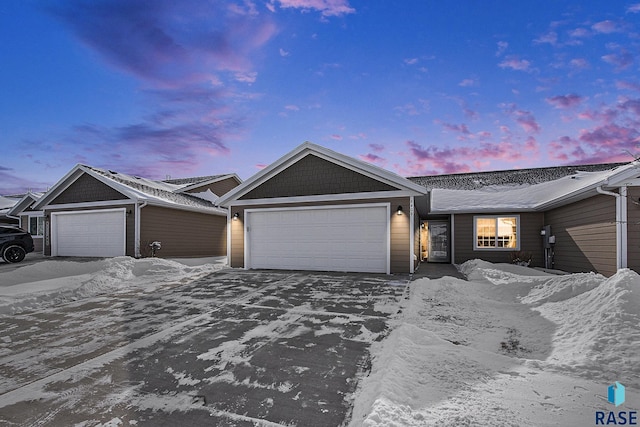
[48,0,277,84]
[402,138,538,175]
[549,95,640,163]
[270,0,355,17]
[498,57,532,72]
[591,20,622,34]
[39,0,277,178]
[546,94,583,109]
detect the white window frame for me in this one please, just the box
[473,215,520,251]
[27,213,45,237]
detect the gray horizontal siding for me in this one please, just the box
[544,194,616,276]
[140,206,226,257]
[453,212,544,267]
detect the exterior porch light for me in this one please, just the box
[233,212,240,221]
[397,205,403,215]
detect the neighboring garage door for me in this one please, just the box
[52,209,126,257]
[246,205,389,273]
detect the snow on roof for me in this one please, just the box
[0,195,20,210]
[430,162,639,213]
[408,162,625,191]
[84,166,226,213]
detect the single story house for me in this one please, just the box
[32,165,241,258]
[7,192,45,253]
[422,161,640,276]
[219,142,639,277]
[217,142,428,274]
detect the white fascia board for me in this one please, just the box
[145,199,228,216]
[44,200,137,210]
[7,194,38,216]
[429,207,537,215]
[33,165,86,210]
[227,190,418,207]
[33,165,140,210]
[218,142,427,206]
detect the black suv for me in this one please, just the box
[0,225,34,263]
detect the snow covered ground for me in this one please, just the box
[0,256,227,314]
[1,257,638,426]
[350,260,640,426]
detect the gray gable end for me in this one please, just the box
[51,173,128,204]
[240,154,399,200]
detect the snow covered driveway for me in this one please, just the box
[0,258,406,426]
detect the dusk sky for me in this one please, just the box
[2,1,640,195]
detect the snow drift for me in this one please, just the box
[350,260,640,426]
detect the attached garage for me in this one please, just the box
[218,142,428,274]
[52,209,126,257]
[246,204,389,273]
[34,164,235,259]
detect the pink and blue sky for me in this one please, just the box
[2,0,640,194]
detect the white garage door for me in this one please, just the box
[247,205,389,273]
[53,210,126,257]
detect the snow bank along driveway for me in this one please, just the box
[350,260,640,426]
[0,258,406,426]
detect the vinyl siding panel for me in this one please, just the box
[240,154,398,200]
[229,197,411,273]
[140,206,226,257]
[627,186,640,273]
[453,212,544,267]
[51,173,127,204]
[544,195,616,276]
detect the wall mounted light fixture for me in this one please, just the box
[233,212,240,221]
[397,205,403,215]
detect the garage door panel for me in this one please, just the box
[54,210,126,257]
[247,206,388,273]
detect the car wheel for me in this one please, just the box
[3,245,26,263]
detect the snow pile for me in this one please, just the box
[0,257,226,314]
[461,260,640,383]
[350,260,640,426]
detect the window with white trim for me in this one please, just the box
[29,216,45,236]
[474,216,519,250]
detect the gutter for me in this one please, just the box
[596,186,627,269]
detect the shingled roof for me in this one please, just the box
[82,166,226,212]
[407,162,627,191]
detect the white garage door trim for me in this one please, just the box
[51,208,126,257]
[244,203,390,274]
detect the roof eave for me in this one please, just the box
[218,142,427,206]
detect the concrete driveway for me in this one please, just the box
[0,269,407,426]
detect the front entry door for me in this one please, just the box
[428,221,449,263]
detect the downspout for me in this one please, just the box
[410,196,415,274]
[134,201,148,258]
[226,207,231,268]
[596,186,627,269]
[450,214,455,265]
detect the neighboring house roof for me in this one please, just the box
[408,162,626,191]
[429,161,640,213]
[7,192,44,217]
[0,195,22,223]
[33,165,227,215]
[171,173,242,193]
[217,142,427,206]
